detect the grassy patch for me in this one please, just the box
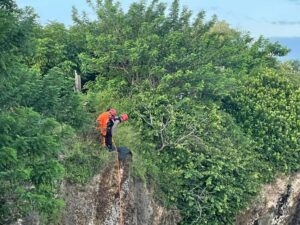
[63,138,113,184]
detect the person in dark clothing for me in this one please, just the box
[96,108,128,150]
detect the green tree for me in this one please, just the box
[0,2,85,223]
[3,0,297,224]
[78,1,294,224]
[0,108,66,224]
[223,68,300,175]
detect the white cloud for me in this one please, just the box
[271,21,300,25]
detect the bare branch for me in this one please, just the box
[174,127,196,145]
[158,113,173,151]
[139,105,155,127]
[140,114,154,128]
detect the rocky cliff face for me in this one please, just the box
[236,172,300,225]
[17,152,300,225]
[60,152,180,225]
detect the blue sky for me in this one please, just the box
[16,0,300,38]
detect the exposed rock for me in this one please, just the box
[60,152,180,225]
[12,212,40,225]
[236,172,300,225]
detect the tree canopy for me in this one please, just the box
[1,0,300,224]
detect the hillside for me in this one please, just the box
[1,1,300,225]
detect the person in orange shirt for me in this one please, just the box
[96,108,128,150]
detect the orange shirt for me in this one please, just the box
[96,111,110,135]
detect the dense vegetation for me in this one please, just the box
[0,0,299,224]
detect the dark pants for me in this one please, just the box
[105,129,113,150]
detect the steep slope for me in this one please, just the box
[236,171,300,225]
[60,151,180,225]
